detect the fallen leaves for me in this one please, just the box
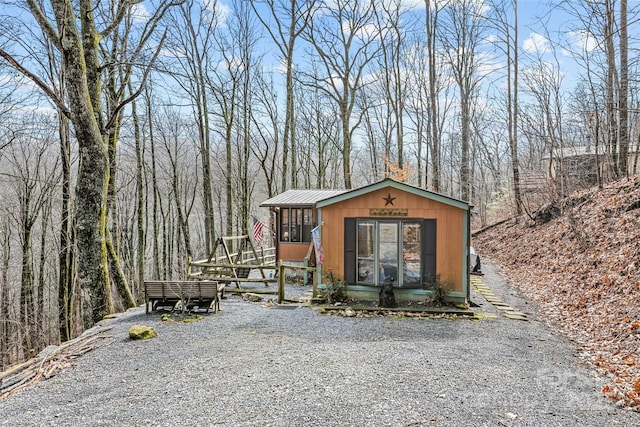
[474,175,640,411]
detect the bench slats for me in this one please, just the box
[144,281,225,314]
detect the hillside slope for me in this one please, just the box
[473,176,640,410]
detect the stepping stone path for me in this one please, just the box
[470,275,528,321]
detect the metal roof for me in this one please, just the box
[260,189,348,207]
[260,179,470,210]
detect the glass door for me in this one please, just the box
[355,220,424,287]
[356,222,375,284]
[378,223,399,285]
[402,223,422,287]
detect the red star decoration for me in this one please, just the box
[383,193,396,206]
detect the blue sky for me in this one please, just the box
[1,0,635,116]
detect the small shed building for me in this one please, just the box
[260,178,472,304]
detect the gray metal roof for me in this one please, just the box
[260,189,348,207]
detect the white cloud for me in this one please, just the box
[484,34,498,45]
[403,0,426,8]
[338,18,384,42]
[522,32,551,55]
[272,58,288,75]
[130,4,151,22]
[203,0,231,26]
[0,73,38,91]
[568,30,598,53]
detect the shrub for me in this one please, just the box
[322,271,348,304]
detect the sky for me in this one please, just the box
[1,0,636,117]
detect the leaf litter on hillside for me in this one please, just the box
[474,176,640,411]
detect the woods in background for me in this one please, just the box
[0,0,638,368]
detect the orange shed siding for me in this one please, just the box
[278,242,312,262]
[320,188,465,292]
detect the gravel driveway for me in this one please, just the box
[1,261,638,426]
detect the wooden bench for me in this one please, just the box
[144,280,225,314]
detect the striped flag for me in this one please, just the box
[311,226,324,264]
[252,216,265,244]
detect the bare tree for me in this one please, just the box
[425,0,448,192]
[358,87,385,180]
[558,0,640,183]
[488,0,523,215]
[521,50,568,195]
[0,216,12,369]
[441,0,487,201]
[5,127,59,358]
[618,0,629,177]
[371,0,416,171]
[405,34,428,187]
[157,110,198,261]
[603,0,619,178]
[207,9,245,238]
[233,0,261,236]
[128,85,146,302]
[303,0,383,189]
[295,70,343,188]
[251,0,317,191]
[164,0,221,254]
[0,0,182,325]
[250,71,282,199]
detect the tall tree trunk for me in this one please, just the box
[250,0,316,192]
[283,47,292,191]
[106,228,136,308]
[605,0,619,179]
[20,225,35,359]
[198,90,216,253]
[618,0,628,177]
[341,101,352,189]
[1,220,11,368]
[105,127,136,309]
[508,0,523,215]
[226,123,234,238]
[426,0,441,192]
[132,94,146,300]
[57,112,75,341]
[241,76,251,235]
[45,0,113,325]
[37,200,51,350]
[146,89,162,280]
[74,137,112,325]
[460,95,470,201]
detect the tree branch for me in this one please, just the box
[104,30,167,132]
[0,48,70,118]
[25,0,61,50]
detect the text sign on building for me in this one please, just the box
[369,208,408,216]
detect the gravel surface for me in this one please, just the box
[1,261,639,426]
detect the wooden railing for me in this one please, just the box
[186,258,316,304]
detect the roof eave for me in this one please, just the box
[316,178,470,210]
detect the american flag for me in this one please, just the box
[252,216,265,244]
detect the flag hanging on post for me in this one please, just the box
[252,216,265,244]
[311,226,324,264]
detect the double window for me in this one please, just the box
[345,218,436,288]
[280,208,313,243]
